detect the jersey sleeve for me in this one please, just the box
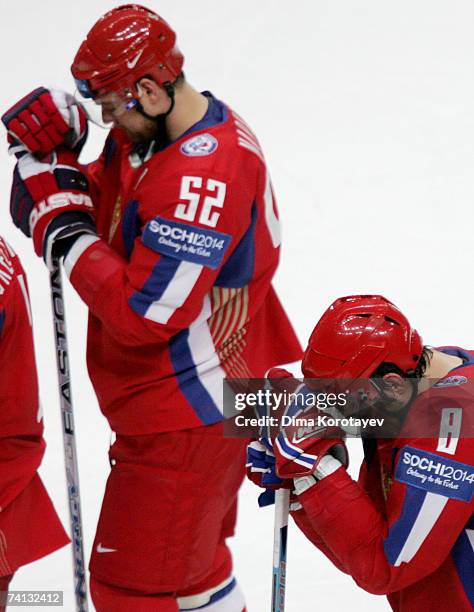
[291,504,349,574]
[295,397,474,595]
[0,241,45,511]
[64,167,253,346]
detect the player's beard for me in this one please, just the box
[126,114,169,149]
[152,115,170,148]
[371,379,419,425]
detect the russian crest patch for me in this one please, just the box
[180,133,218,157]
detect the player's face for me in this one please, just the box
[99,96,157,143]
[377,373,415,412]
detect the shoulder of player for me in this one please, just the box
[400,380,474,442]
[409,382,472,415]
[160,108,263,168]
[134,130,260,206]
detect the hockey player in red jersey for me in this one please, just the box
[2,4,302,610]
[0,236,69,609]
[247,295,473,611]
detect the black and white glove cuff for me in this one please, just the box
[293,455,343,495]
[43,212,96,270]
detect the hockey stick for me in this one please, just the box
[49,256,89,612]
[271,488,290,612]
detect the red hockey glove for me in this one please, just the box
[265,368,348,479]
[10,147,96,267]
[2,87,88,155]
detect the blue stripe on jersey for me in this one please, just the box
[169,328,223,425]
[451,528,474,607]
[438,346,474,367]
[204,577,236,608]
[215,202,257,288]
[103,136,117,168]
[128,255,181,317]
[383,486,427,565]
[0,310,4,337]
[122,199,141,260]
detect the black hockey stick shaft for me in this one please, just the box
[49,257,88,612]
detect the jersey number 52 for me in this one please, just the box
[175,176,226,228]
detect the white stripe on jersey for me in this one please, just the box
[144,261,203,324]
[233,111,266,162]
[64,234,101,278]
[467,528,474,551]
[263,169,281,247]
[237,137,265,163]
[187,296,226,412]
[235,126,260,150]
[177,575,233,608]
[2,239,16,258]
[394,492,448,566]
[233,112,260,145]
[178,576,245,611]
[17,274,32,326]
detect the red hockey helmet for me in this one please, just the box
[71,4,184,101]
[302,295,423,380]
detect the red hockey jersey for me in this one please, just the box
[0,236,68,573]
[64,93,302,434]
[292,347,474,611]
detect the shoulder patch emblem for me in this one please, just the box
[434,375,467,388]
[180,133,218,157]
[142,216,231,269]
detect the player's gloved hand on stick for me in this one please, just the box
[10,147,96,268]
[2,87,88,156]
[264,368,349,479]
[246,440,289,507]
[246,439,288,489]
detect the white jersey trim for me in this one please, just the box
[64,234,101,278]
[17,274,32,326]
[177,576,245,611]
[177,575,233,608]
[394,492,448,566]
[144,261,203,325]
[467,528,474,552]
[187,296,226,412]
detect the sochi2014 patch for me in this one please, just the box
[180,133,218,157]
[142,216,231,269]
[395,446,474,502]
[434,375,468,388]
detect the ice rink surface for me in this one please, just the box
[0,1,473,609]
